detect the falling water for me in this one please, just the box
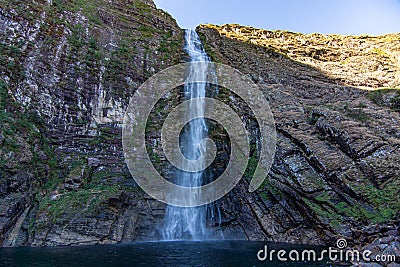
[162,29,214,240]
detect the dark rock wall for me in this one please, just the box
[0,0,184,246]
[197,25,400,250]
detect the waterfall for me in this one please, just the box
[162,29,214,240]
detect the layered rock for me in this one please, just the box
[0,0,184,246]
[197,24,400,257]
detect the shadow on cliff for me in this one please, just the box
[196,26,400,246]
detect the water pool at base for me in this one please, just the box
[0,240,347,266]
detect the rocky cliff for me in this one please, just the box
[197,24,399,260]
[0,1,399,262]
[0,0,184,246]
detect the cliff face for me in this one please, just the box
[204,24,400,89]
[197,24,400,251]
[0,0,399,257]
[0,0,184,246]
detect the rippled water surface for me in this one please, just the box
[0,241,346,266]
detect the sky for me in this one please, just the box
[153,0,400,35]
